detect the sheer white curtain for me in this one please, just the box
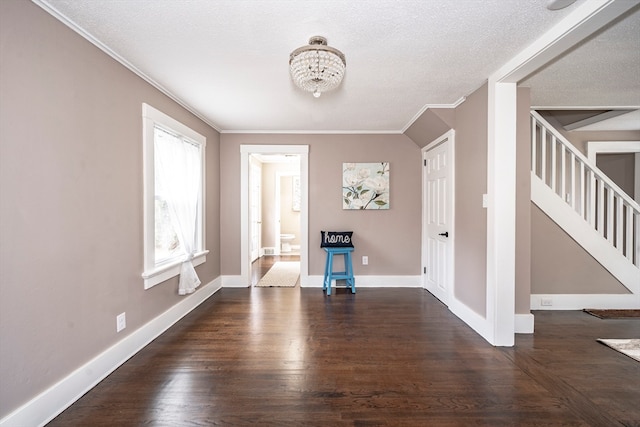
[154,127,202,295]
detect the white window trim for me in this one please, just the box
[142,103,208,289]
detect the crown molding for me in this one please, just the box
[221,129,404,135]
[400,101,461,134]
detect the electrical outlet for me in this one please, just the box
[362,256,368,265]
[540,298,553,307]
[116,312,126,332]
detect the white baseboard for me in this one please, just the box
[515,313,535,334]
[0,277,222,427]
[531,293,640,310]
[222,275,249,288]
[226,274,421,288]
[448,299,492,344]
[302,275,421,288]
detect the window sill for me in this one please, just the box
[142,250,209,289]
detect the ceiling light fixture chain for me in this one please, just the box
[289,36,346,98]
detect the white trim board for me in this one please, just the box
[448,299,491,343]
[485,80,517,346]
[222,275,249,288]
[0,278,222,427]
[515,314,535,334]
[587,141,640,164]
[531,293,639,310]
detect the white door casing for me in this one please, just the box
[240,145,309,287]
[250,161,262,262]
[422,131,455,305]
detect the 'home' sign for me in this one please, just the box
[320,231,354,248]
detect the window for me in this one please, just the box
[142,104,207,290]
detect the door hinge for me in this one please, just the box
[423,267,426,274]
[424,159,427,166]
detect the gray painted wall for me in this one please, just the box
[220,134,422,276]
[531,206,628,294]
[597,153,635,198]
[0,1,221,418]
[452,84,489,316]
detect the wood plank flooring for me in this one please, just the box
[48,269,640,426]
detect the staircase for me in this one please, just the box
[530,111,640,299]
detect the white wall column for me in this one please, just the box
[486,81,517,346]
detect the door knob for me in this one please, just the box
[438,232,449,237]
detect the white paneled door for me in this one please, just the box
[422,132,454,305]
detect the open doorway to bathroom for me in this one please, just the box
[250,154,300,285]
[242,146,308,287]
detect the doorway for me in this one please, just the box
[422,131,455,305]
[250,158,301,285]
[250,160,262,263]
[240,145,309,287]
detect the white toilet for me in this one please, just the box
[280,234,295,253]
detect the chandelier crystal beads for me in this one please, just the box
[289,36,346,98]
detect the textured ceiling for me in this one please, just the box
[37,0,640,132]
[522,5,640,109]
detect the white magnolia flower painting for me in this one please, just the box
[343,162,390,210]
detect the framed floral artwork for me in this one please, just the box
[342,162,390,210]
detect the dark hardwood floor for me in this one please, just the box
[48,274,639,426]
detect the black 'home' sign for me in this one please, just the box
[320,231,354,248]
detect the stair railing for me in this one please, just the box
[531,111,639,268]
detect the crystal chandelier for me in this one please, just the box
[289,36,346,98]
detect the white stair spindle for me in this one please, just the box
[606,186,614,242]
[625,205,633,260]
[570,152,576,210]
[531,116,537,176]
[541,130,547,185]
[579,161,585,219]
[551,135,557,193]
[588,169,596,227]
[616,196,623,251]
[560,144,566,203]
[597,179,604,236]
